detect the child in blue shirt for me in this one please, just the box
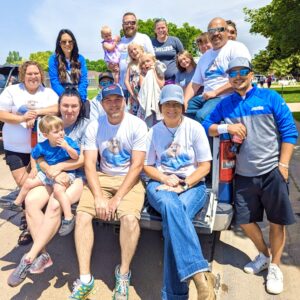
[11,115,80,235]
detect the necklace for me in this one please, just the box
[163,117,183,140]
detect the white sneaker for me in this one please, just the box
[267,263,283,294]
[244,252,270,274]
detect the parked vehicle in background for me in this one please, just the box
[0,64,19,94]
[278,75,297,86]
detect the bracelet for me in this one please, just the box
[278,162,289,169]
[217,124,228,134]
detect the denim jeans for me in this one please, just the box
[146,180,209,300]
[185,95,221,124]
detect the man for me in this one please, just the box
[202,57,298,295]
[70,84,148,300]
[110,12,154,97]
[184,17,251,123]
[89,71,114,120]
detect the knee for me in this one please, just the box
[76,212,93,230]
[120,215,139,233]
[47,199,62,216]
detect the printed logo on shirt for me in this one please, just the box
[154,46,174,52]
[204,59,225,79]
[251,106,264,111]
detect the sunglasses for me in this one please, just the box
[208,27,226,34]
[228,68,251,78]
[154,17,166,23]
[123,21,136,26]
[227,29,236,35]
[60,40,73,45]
[99,80,113,87]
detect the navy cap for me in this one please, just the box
[101,84,124,100]
[226,57,253,73]
[98,72,114,83]
[159,84,184,105]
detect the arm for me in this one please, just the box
[208,123,247,139]
[102,41,118,51]
[48,55,65,96]
[184,81,202,109]
[125,67,135,98]
[202,82,233,100]
[0,110,37,124]
[78,55,88,100]
[35,104,58,116]
[84,149,108,220]
[278,142,295,181]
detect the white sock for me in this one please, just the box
[80,274,92,285]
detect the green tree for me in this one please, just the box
[6,51,22,64]
[29,51,53,71]
[86,59,107,72]
[122,19,202,56]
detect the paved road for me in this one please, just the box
[0,122,299,300]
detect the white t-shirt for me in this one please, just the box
[145,117,212,178]
[84,112,148,176]
[192,40,251,98]
[119,32,155,89]
[0,84,59,153]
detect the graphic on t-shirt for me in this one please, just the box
[102,138,131,167]
[160,142,192,171]
[204,59,225,79]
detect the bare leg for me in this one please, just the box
[14,177,43,206]
[269,223,286,265]
[75,211,94,275]
[240,223,270,257]
[119,215,140,275]
[11,167,29,187]
[53,183,73,220]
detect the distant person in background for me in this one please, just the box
[267,75,272,88]
[152,18,184,84]
[101,25,121,83]
[226,20,237,41]
[48,29,89,116]
[195,32,213,55]
[259,76,266,88]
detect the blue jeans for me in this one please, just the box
[146,180,209,300]
[185,95,221,124]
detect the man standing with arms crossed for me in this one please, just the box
[70,84,147,300]
[184,17,251,123]
[203,57,298,295]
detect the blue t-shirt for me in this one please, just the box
[152,36,184,81]
[32,136,80,173]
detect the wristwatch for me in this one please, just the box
[180,180,189,191]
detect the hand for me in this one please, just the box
[114,35,120,42]
[56,138,67,149]
[227,123,247,140]
[26,119,35,129]
[203,91,217,100]
[45,165,63,178]
[95,196,109,220]
[161,174,182,187]
[22,110,37,122]
[107,195,122,221]
[108,62,119,73]
[54,172,70,187]
[278,166,289,182]
[28,168,38,179]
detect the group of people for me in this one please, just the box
[0,11,298,300]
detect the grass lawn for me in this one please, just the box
[88,89,98,99]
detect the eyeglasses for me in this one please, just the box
[99,80,113,88]
[227,29,236,35]
[123,21,136,26]
[228,68,251,78]
[60,40,73,45]
[208,27,226,34]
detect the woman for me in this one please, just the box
[0,61,58,244]
[152,18,184,84]
[7,88,88,287]
[48,29,89,115]
[175,50,197,91]
[144,84,216,300]
[226,20,237,41]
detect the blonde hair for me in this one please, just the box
[128,43,144,63]
[19,61,45,84]
[39,115,64,134]
[139,53,156,68]
[101,25,112,38]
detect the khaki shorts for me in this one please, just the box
[77,172,145,220]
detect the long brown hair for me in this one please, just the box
[176,50,196,72]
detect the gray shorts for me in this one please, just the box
[37,171,76,186]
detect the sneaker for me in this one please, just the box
[7,254,32,287]
[266,263,283,294]
[59,216,75,236]
[69,277,94,299]
[244,252,270,274]
[29,252,53,274]
[0,189,20,201]
[113,265,131,300]
[0,200,23,212]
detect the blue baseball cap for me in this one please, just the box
[226,57,253,73]
[101,83,124,100]
[159,84,184,105]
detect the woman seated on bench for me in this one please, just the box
[144,84,216,300]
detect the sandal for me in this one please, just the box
[18,229,33,246]
[19,215,27,231]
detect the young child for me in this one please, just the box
[138,53,165,127]
[6,115,80,236]
[124,43,144,115]
[101,25,120,83]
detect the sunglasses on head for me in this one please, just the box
[208,27,226,34]
[123,21,136,26]
[228,68,251,78]
[154,17,166,23]
[60,40,73,45]
[99,80,114,88]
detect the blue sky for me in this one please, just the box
[0,0,271,64]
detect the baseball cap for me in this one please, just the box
[98,72,114,83]
[226,57,253,73]
[159,84,184,105]
[101,83,124,99]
